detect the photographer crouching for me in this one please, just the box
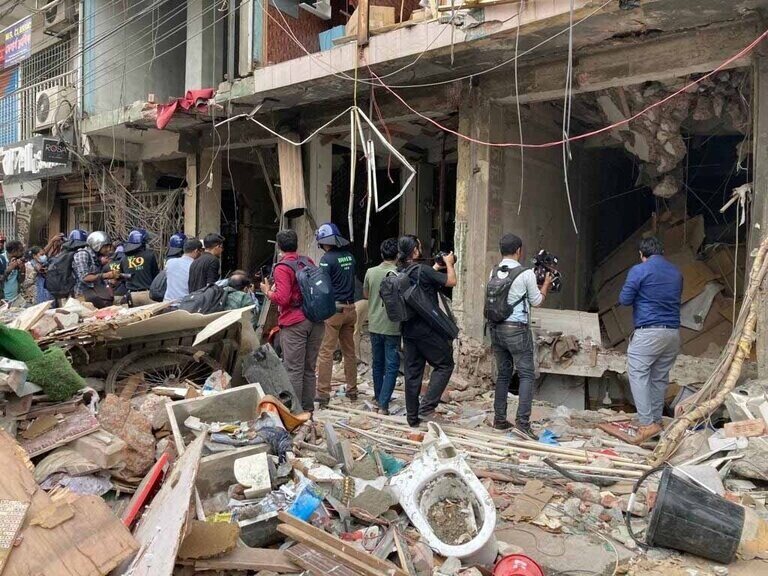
[485,234,553,439]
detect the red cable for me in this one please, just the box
[368,27,768,149]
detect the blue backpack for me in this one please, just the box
[277,256,336,323]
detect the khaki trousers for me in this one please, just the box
[316,305,358,400]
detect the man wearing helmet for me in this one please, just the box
[166,232,186,261]
[121,229,160,294]
[72,232,119,299]
[315,222,358,407]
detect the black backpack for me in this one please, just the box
[44,250,79,298]
[149,270,167,302]
[275,257,336,323]
[379,264,418,323]
[403,267,459,340]
[484,265,529,323]
[177,284,229,314]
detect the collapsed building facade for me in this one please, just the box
[3,0,768,401]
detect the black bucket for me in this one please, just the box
[645,467,745,564]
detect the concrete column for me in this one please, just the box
[184,154,198,236]
[295,139,332,260]
[400,162,434,242]
[197,148,222,236]
[186,0,225,91]
[453,87,503,342]
[750,53,768,377]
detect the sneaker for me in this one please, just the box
[408,419,422,429]
[514,423,539,441]
[378,407,390,416]
[418,410,436,423]
[493,419,513,431]
[317,399,329,410]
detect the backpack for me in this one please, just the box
[403,267,460,340]
[177,284,229,314]
[44,250,79,298]
[149,270,167,302]
[276,257,336,324]
[379,264,418,323]
[484,264,529,324]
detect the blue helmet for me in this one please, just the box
[125,228,152,252]
[315,222,350,247]
[68,229,88,243]
[167,232,186,257]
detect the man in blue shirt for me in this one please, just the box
[164,238,202,302]
[619,236,683,444]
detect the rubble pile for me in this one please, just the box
[1,295,768,576]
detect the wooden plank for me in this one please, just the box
[0,430,138,576]
[277,513,407,576]
[19,405,100,458]
[531,308,602,344]
[194,545,299,573]
[114,433,206,576]
[393,529,417,576]
[9,301,52,331]
[286,543,362,576]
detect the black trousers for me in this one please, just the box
[403,335,454,426]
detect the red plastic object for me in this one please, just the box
[493,554,545,576]
[121,452,170,528]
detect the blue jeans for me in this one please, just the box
[370,333,400,410]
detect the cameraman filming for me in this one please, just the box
[0,240,26,306]
[488,233,552,439]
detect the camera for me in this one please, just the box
[532,250,562,292]
[435,251,457,267]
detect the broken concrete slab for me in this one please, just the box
[350,486,396,518]
[98,394,155,476]
[69,429,128,470]
[19,405,100,458]
[234,452,274,498]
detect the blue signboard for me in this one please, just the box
[2,16,32,69]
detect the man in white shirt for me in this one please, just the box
[489,233,552,439]
[164,238,202,301]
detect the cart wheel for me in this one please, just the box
[105,346,222,397]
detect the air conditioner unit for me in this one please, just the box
[40,0,76,35]
[34,86,76,132]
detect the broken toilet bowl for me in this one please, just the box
[390,422,498,566]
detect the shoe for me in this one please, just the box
[347,393,358,402]
[493,420,513,431]
[408,419,422,428]
[514,423,539,441]
[378,407,390,415]
[317,398,329,410]
[631,423,662,445]
[418,410,436,423]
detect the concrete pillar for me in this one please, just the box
[295,139,332,260]
[197,148,222,236]
[184,154,198,236]
[750,53,768,377]
[400,162,434,243]
[453,87,504,343]
[186,0,225,91]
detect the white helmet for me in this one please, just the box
[86,231,111,253]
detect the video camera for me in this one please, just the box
[532,250,562,292]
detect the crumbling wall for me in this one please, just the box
[594,70,751,198]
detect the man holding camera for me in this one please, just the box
[488,234,552,439]
[0,240,26,305]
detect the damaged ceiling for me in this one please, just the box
[567,70,752,198]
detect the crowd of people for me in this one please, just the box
[0,222,682,441]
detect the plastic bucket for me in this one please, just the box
[646,467,745,564]
[493,554,544,576]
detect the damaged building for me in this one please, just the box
[2,0,768,408]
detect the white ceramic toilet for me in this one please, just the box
[390,423,498,565]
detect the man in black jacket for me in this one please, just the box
[188,233,224,292]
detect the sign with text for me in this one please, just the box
[41,139,69,163]
[1,16,32,69]
[0,136,72,184]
